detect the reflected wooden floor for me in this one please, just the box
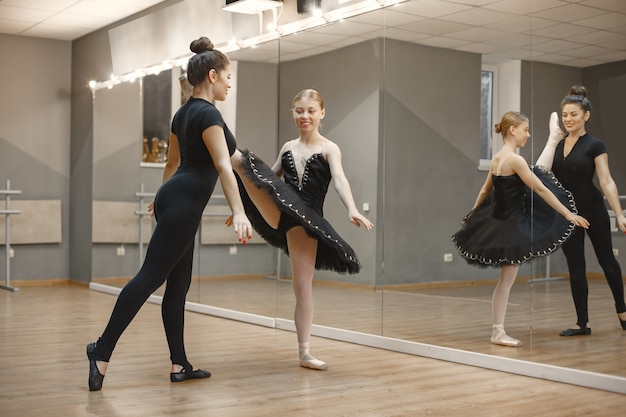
[380,279,626,377]
[1,283,625,417]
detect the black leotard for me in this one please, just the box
[552,133,625,326]
[93,98,236,373]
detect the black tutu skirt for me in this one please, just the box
[235,149,361,274]
[451,166,577,267]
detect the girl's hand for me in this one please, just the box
[349,212,374,231]
[147,201,155,218]
[225,213,253,244]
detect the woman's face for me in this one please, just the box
[212,64,231,101]
[562,103,589,134]
[292,98,325,133]
[511,120,530,148]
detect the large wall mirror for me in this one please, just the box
[91,0,626,392]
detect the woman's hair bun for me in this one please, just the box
[190,37,214,54]
[569,85,587,97]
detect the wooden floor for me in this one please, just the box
[1,284,624,417]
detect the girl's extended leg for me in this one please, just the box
[491,264,522,347]
[231,149,281,229]
[286,226,326,370]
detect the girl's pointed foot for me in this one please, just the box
[491,325,522,347]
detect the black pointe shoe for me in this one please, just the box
[559,327,591,337]
[86,342,105,391]
[170,368,211,383]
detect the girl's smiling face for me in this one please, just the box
[292,98,325,133]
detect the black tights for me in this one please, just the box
[93,185,203,373]
[562,206,626,328]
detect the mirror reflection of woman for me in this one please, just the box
[230,89,374,370]
[535,85,626,336]
[86,36,253,391]
[452,111,589,347]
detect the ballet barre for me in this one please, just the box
[134,184,156,269]
[0,180,21,292]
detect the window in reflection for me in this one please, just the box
[480,69,494,164]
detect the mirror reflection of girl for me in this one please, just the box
[536,85,626,336]
[452,111,589,347]
[230,89,374,370]
[86,36,253,391]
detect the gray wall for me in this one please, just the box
[382,39,493,285]
[0,34,71,281]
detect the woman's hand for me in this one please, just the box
[616,213,626,234]
[225,212,253,244]
[568,213,590,229]
[349,211,374,230]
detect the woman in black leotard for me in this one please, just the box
[231,89,374,370]
[86,37,253,391]
[536,85,626,336]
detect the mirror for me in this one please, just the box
[195,40,282,318]
[90,0,626,387]
[92,80,161,289]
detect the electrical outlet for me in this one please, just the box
[116,245,125,256]
[444,253,453,262]
[8,248,14,258]
[229,245,237,255]
[613,248,619,257]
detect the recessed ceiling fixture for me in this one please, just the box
[222,0,282,14]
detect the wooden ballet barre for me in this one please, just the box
[134,184,157,268]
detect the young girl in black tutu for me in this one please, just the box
[452,111,589,347]
[230,89,373,369]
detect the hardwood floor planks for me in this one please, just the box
[1,284,624,417]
